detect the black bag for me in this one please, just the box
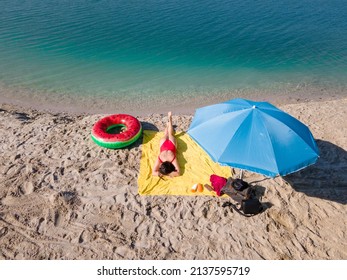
[221,178,251,203]
[222,199,263,217]
[241,198,263,215]
[221,178,263,217]
[231,178,250,191]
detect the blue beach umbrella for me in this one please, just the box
[188,98,319,177]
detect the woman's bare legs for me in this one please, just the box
[160,112,176,146]
[167,112,176,144]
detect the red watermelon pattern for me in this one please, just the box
[92,114,141,142]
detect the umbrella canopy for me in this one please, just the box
[188,98,319,177]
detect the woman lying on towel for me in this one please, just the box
[152,112,180,177]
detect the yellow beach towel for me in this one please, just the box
[138,130,232,196]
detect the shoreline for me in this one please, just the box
[0,96,347,260]
[1,82,347,116]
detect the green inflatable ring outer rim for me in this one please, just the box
[91,127,142,149]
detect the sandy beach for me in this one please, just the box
[0,97,346,260]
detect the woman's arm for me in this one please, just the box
[152,157,161,176]
[169,171,180,177]
[170,159,180,177]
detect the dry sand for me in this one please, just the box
[0,97,346,260]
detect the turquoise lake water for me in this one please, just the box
[1,0,347,112]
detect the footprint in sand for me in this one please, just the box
[54,210,61,227]
[0,227,8,238]
[78,230,85,243]
[268,210,296,232]
[36,217,45,233]
[20,181,34,195]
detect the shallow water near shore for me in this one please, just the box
[1,0,347,113]
[1,82,347,116]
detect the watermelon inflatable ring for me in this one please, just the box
[91,114,142,149]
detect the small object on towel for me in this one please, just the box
[191,184,198,192]
[204,184,214,192]
[197,183,203,192]
[210,174,227,196]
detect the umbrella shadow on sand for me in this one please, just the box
[284,140,347,205]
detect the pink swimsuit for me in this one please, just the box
[158,139,176,162]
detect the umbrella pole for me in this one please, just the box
[239,169,243,180]
[231,168,243,180]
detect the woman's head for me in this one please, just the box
[159,161,176,175]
